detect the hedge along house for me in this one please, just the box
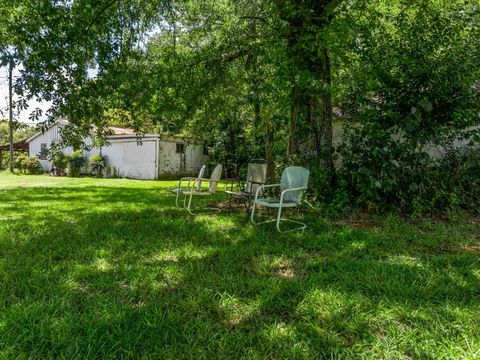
[26,119,209,180]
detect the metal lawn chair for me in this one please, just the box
[183,164,223,215]
[170,164,206,207]
[250,166,310,232]
[226,162,267,214]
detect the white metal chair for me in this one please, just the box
[251,166,310,232]
[170,164,206,207]
[226,162,267,214]
[183,164,223,215]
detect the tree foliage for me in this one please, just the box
[332,0,480,212]
[0,121,36,145]
[1,0,479,213]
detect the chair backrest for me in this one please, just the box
[245,163,267,194]
[280,166,310,203]
[208,164,223,193]
[196,165,206,190]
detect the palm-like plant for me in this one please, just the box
[89,155,106,178]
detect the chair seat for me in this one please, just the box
[255,198,298,208]
[169,188,185,194]
[170,188,202,194]
[183,190,213,196]
[225,190,252,197]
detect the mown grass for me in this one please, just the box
[0,171,479,359]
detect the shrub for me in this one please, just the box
[338,122,480,214]
[89,155,106,178]
[14,154,29,173]
[48,144,68,176]
[426,147,480,213]
[24,157,41,174]
[338,123,431,212]
[14,155,41,174]
[66,150,85,177]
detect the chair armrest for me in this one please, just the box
[280,187,308,204]
[230,179,244,192]
[249,180,265,185]
[244,180,267,195]
[177,177,195,189]
[191,178,221,189]
[281,186,308,193]
[253,183,281,203]
[192,177,220,183]
[258,183,281,189]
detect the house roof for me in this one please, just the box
[105,126,136,135]
[0,139,29,151]
[25,119,205,144]
[25,118,69,143]
[25,119,136,143]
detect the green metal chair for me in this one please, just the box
[226,162,267,214]
[183,164,223,215]
[170,164,206,207]
[250,166,310,232]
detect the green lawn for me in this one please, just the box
[0,172,479,359]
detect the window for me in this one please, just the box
[176,143,185,154]
[39,143,48,160]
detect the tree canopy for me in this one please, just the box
[1,0,479,212]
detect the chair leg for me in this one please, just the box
[251,204,276,226]
[243,196,250,216]
[175,189,181,207]
[276,207,307,232]
[228,193,233,212]
[184,193,221,216]
[276,205,283,231]
[185,192,195,215]
[276,218,307,232]
[250,202,256,224]
[251,204,306,232]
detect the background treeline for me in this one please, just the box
[1,0,479,214]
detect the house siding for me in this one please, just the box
[158,139,208,177]
[27,123,208,179]
[101,138,158,180]
[28,122,66,172]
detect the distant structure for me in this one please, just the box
[26,119,209,180]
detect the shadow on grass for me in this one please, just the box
[0,185,479,358]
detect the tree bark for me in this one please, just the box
[287,83,299,160]
[275,0,339,186]
[263,112,275,179]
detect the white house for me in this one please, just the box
[27,119,209,180]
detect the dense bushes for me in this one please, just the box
[49,146,107,178]
[14,154,28,171]
[47,145,86,177]
[48,144,68,176]
[337,125,480,214]
[14,154,41,174]
[327,1,480,215]
[66,150,86,177]
[427,148,480,212]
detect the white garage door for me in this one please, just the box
[121,140,157,179]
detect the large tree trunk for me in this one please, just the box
[286,44,335,185]
[263,111,275,179]
[248,28,275,180]
[276,0,339,187]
